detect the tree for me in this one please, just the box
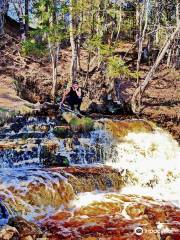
[23,0,67,101]
[131,2,180,113]
[136,0,149,85]
[0,0,9,35]
[25,0,29,37]
[12,0,26,40]
[69,0,78,82]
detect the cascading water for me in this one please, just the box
[0,116,112,167]
[0,115,179,239]
[105,126,180,206]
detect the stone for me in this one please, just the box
[0,225,19,240]
[62,112,78,124]
[40,192,179,240]
[105,119,154,138]
[88,102,108,114]
[0,201,9,226]
[53,126,71,138]
[8,216,42,239]
[22,236,33,240]
[126,204,146,217]
[80,96,92,112]
[69,117,94,132]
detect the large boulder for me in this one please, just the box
[8,216,42,240]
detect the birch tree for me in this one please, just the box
[136,0,149,84]
[131,2,180,113]
[69,0,78,82]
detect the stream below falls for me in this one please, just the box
[0,115,179,239]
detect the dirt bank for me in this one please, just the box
[0,28,179,142]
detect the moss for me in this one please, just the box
[70,117,94,132]
[53,126,72,138]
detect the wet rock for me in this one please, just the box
[88,102,107,114]
[62,112,78,124]
[9,117,26,133]
[39,102,60,116]
[40,140,69,167]
[9,132,47,140]
[8,216,42,240]
[0,225,19,240]
[41,193,179,240]
[70,117,94,132]
[126,203,146,218]
[1,169,75,216]
[40,140,58,162]
[0,201,9,226]
[105,119,154,138]
[28,124,50,133]
[53,126,71,138]
[52,166,125,193]
[88,100,132,115]
[22,236,33,240]
[42,154,69,167]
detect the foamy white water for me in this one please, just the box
[105,128,180,206]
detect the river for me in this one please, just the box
[0,115,179,239]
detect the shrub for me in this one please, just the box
[21,39,47,56]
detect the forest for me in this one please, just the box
[0,1,180,240]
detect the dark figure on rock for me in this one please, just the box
[60,81,82,111]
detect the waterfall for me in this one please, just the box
[0,115,179,239]
[104,127,180,206]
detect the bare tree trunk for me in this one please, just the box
[115,3,122,41]
[49,40,60,102]
[0,14,3,35]
[85,10,95,84]
[131,22,180,113]
[51,57,57,102]
[69,0,78,82]
[167,48,172,67]
[135,2,140,45]
[85,52,91,82]
[49,0,60,102]
[13,0,26,40]
[136,0,148,85]
[0,0,8,35]
[25,0,29,37]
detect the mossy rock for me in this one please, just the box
[43,154,70,167]
[70,117,94,132]
[53,126,70,138]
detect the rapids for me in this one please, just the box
[0,115,179,239]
